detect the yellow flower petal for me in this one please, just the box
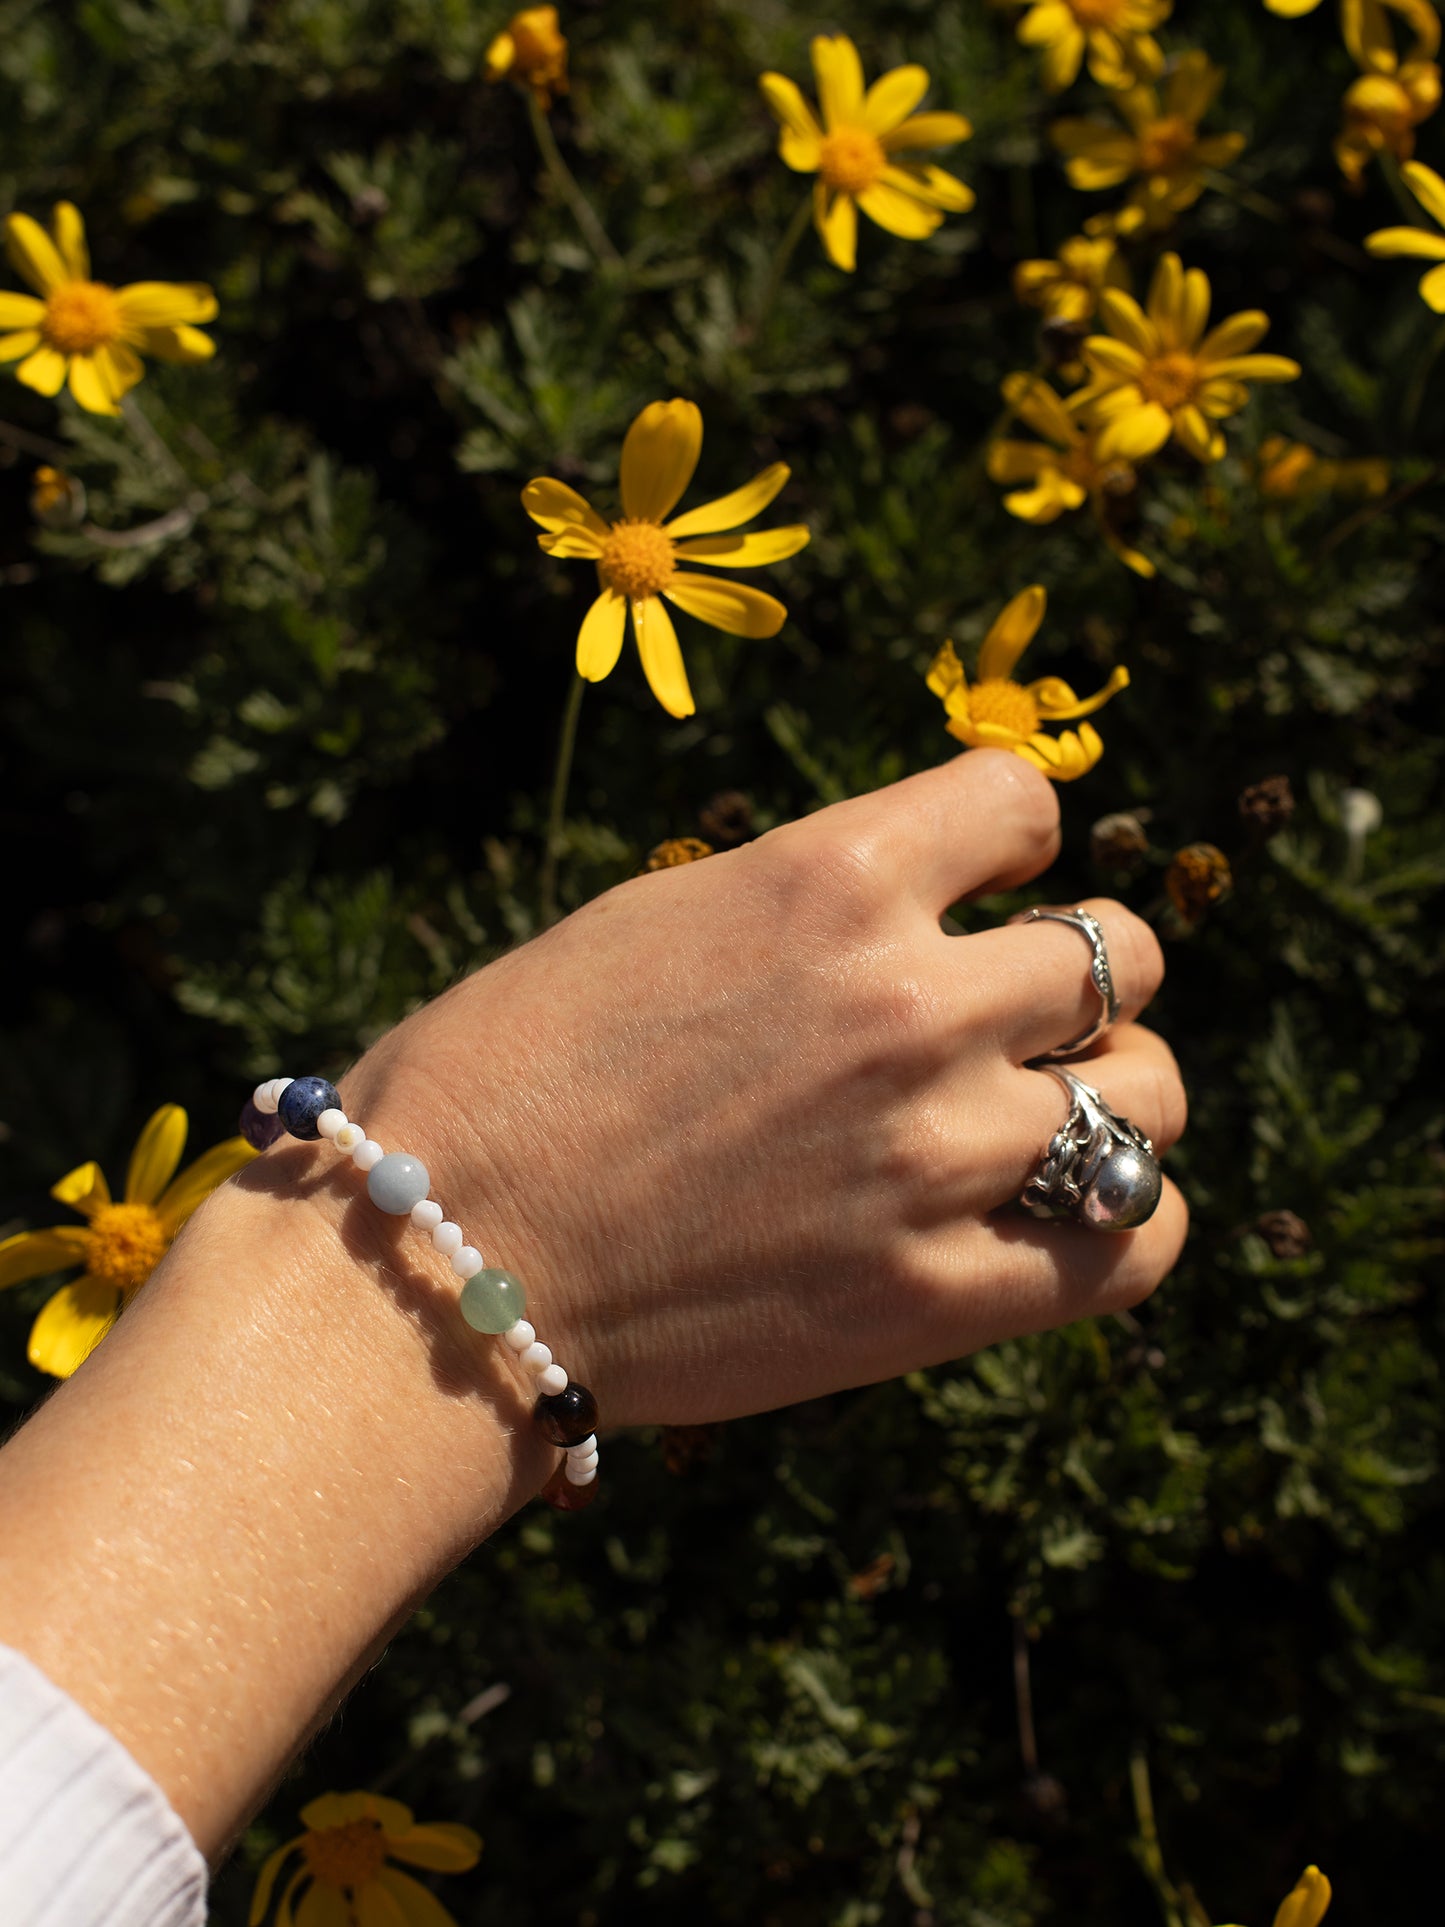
[51,1160,113,1217]
[1174,404,1225,463]
[0,328,42,362]
[575,587,627,682]
[811,33,864,130]
[0,290,45,329]
[275,1867,308,1927]
[1274,1867,1332,1927]
[16,344,70,397]
[115,281,219,328]
[1421,259,1445,308]
[126,1104,189,1205]
[249,1837,305,1925]
[780,128,824,172]
[1208,354,1301,382]
[1085,337,1148,384]
[631,595,695,717]
[67,352,123,416]
[759,72,823,143]
[1366,224,1445,258]
[858,64,929,135]
[1029,664,1130,721]
[978,585,1047,682]
[1095,400,1173,462]
[1197,310,1271,359]
[879,161,974,212]
[155,1137,257,1235]
[5,211,69,294]
[664,462,789,538]
[484,29,515,80]
[300,1792,382,1832]
[538,525,606,558]
[1402,159,1445,225]
[672,526,810,567]
[1005,477,1084,520]
[131,323,215,362]
[0,1226,92,1291]
[813,181,857,271]
[1099,287,1158,357]
[880,110,972,151]
[371,1865,462,1927]
[387,1823,483,1873]
[521,476,610,541]
[619,399,703,523]
[988,438,1055,485]
[856,180,943,240]
[665,571,789,638]
[50,201,90,281]
[926,639,967,703]
[1001,371,1078,446]
[1177,267,1212,348]
[295,1883,349,1927]
[27,1274,121,1378]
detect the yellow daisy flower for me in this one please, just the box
[988,372,1156,576]
[1008,0,1173,96]
[522,399,810,719]
[1220,1863,1332,1927]
[250,1790,481,1927]
[1366,157,1445,306]
[758,34,974,274]
[925,585,1130,782]
[1014,233,1129,324]
[1264,0,1439,76]
[1051,52,1246,228]
[1082,252,1301,464]
[1256,433,1390,499]
[0,1105,255,1379]
[1334,56,1440,183]
[485,5,569,109]
[1,202,217,417]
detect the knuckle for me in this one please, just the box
[968,748,1062,850]
[751,821,893,928]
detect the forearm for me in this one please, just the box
[0,1139,553,1861]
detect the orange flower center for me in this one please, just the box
[1138,351,1200,411]
[599,518,676,600]
[42,281,123,356]
[302,1820,389,1891]
[512,10,566,78]
[1068,0,1128,26]
[85,1202,169,1293]
[969,678,1040,739]
[818,126,886,196]
[1137,115,1196,173]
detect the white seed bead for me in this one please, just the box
[566,1461,598,1486]
[520,1342,553,1376]
[432,1221,464,1257]
[503,1320,536,1353]
[334,1121,364,1152]
[352,1139,385,1172]
[315,1108,347,1139]
[569,1449,600,1475]
[537,1363,568,1396]
[254,1077,289,1115]
[411,1199,444,1232]
[450,1246,484,1279]
[565,1435,597,1459]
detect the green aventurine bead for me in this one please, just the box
[459,1267,528,1335]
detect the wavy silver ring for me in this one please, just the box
[1019,1067,1162,1232]
[1023,906,1120,1059]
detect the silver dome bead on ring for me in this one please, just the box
[1020,1066,1163,1232]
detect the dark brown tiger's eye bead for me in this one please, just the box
[541,1462,600,1511]
[534,1382,598,1447]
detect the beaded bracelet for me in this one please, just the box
[240,1074,600,1511]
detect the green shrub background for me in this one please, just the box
[3,1,1443,1921]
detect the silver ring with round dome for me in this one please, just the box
[1023,905,1120,1059]
[1020,1067,1162,1232]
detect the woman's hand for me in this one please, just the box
[326,747,1187,1427]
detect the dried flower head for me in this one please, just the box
[1165,842,1233,922]
[645,837,715,870]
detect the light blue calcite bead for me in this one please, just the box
[366,1152,431,1216]
[459,1268,527,1335]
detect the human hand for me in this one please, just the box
[331,748,1187,1430]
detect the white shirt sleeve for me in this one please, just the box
[0,1644,207,1926]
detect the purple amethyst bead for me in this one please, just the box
[238,1097,286,1151]
[278,1074,341,1141]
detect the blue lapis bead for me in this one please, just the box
[238,1098,286,1151]
[278,1075,341,1141]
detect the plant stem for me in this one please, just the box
[0,416,69,463]
[122,393,189,487]
[1316,459,1440,558]
[750,193,814,338]
[526,93,622,269]
[1128,1746,1188,1927]
[539,670,586,928]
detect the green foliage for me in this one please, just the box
[3,1,1444,1923]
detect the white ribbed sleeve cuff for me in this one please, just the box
[0,1644,207,1926]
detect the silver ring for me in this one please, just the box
[1019,1067,1162,1232]
[1023,906,1120,1058]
